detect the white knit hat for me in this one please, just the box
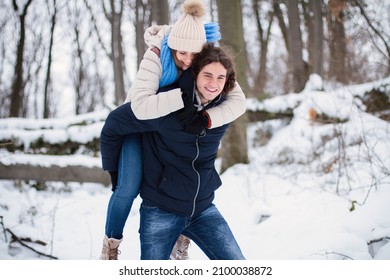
[168,0,207,53]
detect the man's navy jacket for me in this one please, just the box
[100,68,229,217]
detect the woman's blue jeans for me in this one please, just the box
[105,134,142,239]
[139,202,245,260]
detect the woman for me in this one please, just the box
[100,0,246,260]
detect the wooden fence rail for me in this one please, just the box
[0,163,110,186]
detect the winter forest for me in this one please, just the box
[0,0,390,265]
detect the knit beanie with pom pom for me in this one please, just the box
[167,0,207,52]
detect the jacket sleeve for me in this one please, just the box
[125,24,183,120]
[125,48,183,120]
[143,24,171,49]
[100,103,160,171]
[205,82,247,128]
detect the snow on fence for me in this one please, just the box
[0,110,110,185]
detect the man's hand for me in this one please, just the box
[109,171,118,192]
[184,111,211,135]
[177,91,197,125]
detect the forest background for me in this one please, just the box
[1,0,389,173]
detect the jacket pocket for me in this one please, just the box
[158,165,195,201]
[197,167,222,200]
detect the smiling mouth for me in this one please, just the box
[205,87,218,93]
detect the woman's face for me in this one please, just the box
[196,62,227,105]
[175,51,196,70]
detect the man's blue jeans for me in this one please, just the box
[139,202,245,260]
[105,134,142,239]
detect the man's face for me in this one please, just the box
[196,62,227,105]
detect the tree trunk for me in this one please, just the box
[252,0,274,98]
[149,0,169,25]
[112,1,126,104]
[9,0,34,117]
[105,0,126,104]
[74,27,84,115]
[327,0,347,83]
[134,0,169,68]
[216,0,249,174]
[43,0,57,119]
[308,0,324,77]
[286,0,307,92]
[273,0,289,52]
[135,0,147,68]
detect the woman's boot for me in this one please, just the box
[170,235,190,260]
[100,235,122,260]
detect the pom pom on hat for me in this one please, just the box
[183,0,206,17]
[168,0,207,53]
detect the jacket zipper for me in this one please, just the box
[190,136,201,217]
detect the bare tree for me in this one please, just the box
[327,0,347,83]
[149,0,169,25]
[88,45,107,112]
[308,0,324,77]
[0,11,10,117]
[273,0,289,52]
[131,0,169,68]
[132,0,149,68]
[9,0,34,117]
[103,0,126,104]
[352,0,390,75]
[271,0,291,92]
[286,0,307,92]
[66,1,107,114]
[252,0,274,98]
[208,0,217,22]
[43,0,58,119]
[67,1,87,115]
[216,0,249,173]
[28,25,46,118]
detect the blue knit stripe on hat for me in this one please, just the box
[159,22,221,87]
